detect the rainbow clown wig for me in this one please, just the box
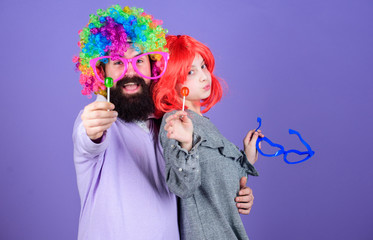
[153,35,224,117]
[73,5,168,97]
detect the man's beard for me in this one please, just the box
[110,76,154,122]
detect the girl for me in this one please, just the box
[153,35,263,240]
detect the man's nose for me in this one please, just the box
[125,61,136,77]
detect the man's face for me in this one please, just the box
[104,47,152,96]
[105,47,154,122]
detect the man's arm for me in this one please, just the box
[73,101,117,159]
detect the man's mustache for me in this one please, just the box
[115,76,145,88]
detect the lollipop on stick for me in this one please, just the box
[181,87,189,111]
[105,77,114,102]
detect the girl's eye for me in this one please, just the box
[188,70,194,75]
[201,64,207,69]
[137,59,144,64]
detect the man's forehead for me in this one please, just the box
[113,45,143,58]
[126,46,141,54]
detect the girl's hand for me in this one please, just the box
[243,129,264,165]
[164,111,194,151]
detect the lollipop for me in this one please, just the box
[105,77,114,102]
[181,87,189,111]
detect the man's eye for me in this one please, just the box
[113,61,123,65]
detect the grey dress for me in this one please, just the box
[160,110,259,240]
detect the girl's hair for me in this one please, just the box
[73,5,168,98]
[153,35,223,117]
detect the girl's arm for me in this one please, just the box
[160,111,202,199]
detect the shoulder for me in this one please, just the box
[160,110,178,126]
[162,110,178,120]
[185,110,211,130]
[73,110,84,133]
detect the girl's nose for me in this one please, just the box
[199,70,208,82]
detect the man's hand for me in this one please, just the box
[235,177,254,215]
[164,111,193,151]
[81,101,117,141]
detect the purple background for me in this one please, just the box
[1,0,372,239]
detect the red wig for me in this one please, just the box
[153,35,224,117]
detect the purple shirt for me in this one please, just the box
[72,109,179,240]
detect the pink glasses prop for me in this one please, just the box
[89,51,169,83]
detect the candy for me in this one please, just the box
[105,77,114,102]
[181,87,189,97]
[105,77,113,88]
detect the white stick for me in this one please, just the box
[182,96,185,111]
[107,88,110,103]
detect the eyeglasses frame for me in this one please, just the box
[89,51,169,83]
[255,117,315,164]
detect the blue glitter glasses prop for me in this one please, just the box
[255,117,315,164]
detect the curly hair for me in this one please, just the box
[73,5,168,97]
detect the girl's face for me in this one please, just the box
[177,54,212,103]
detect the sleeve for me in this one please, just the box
[159,111,203,199]
[239,150,259,176]
[72,110,109,163]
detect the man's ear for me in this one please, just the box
[97,63,106,79]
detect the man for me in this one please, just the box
[73,5,255,239]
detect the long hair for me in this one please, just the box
[153,35,223,117]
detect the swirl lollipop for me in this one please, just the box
[105,77,114,102]
[181,87,189,111]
